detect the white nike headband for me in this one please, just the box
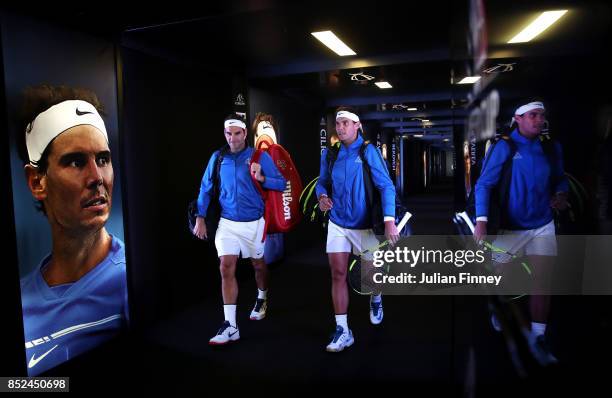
[336,111,360,123]
[510,101,545,126]
[224,119,246,130]
[515,101,545,116]
[25,100,108,165]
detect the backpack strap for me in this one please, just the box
[325,142,341,197]
[325,142,340,171]
[359,140,374,181]
[496,135,517,229]
[214,145,229,176]
[359,141,384,231]
[538,134,561,194]
[360,141,375,207]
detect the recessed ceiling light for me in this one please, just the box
[311,31,356,56]
[457,76,481,84]
[508,10,568,43]
[407,107,417,111]
[375,81,393,89]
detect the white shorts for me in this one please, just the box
[215,217,265,259]
[326,220,379,260]
[491,220,557,263]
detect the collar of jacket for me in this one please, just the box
[226,145,251,158]
[511,128,538,144]
[342,134,364,151]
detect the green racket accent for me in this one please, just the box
[348,239,392,272]
[310,202,319,221]
[480,240,532,275]
[300,177,319,213]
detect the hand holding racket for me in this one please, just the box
[348,212,412,295]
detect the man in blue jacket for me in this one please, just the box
[316,107,399,352]
[193,113,286,345]
[474,101,568,362]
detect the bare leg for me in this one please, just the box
[528,255,555,324]
[329,252,350,314]
[251,257,269,292]
[220,255,239,304]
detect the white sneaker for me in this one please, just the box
[370,296,384,325]
[326,326,354,352]
[249,298,267,321]
[209,321,240,345]
[528,334,559,366]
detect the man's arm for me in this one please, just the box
[364,145,400,243]
[473,141,511,242]
[196,151,220,217]
[315,148,333,211]
[315,148,331,199]
[474,141,512,222]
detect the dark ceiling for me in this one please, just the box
[6,0,611,143]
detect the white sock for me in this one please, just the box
[257,288,267,300]
[335,314,349,332]
[371,294,382,304]
[224,304,237,328]
[531,322,546,338]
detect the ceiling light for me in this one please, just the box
[407,107,417,111]
[311,31,356,56]
[508,10,568,43]
[413,134,423,138]
[457,76,481,84]
[375,81,393,89]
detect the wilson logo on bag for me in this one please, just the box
[251,142,303,237]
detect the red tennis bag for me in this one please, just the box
[250,142,303,236]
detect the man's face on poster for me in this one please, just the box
[27,125,113,233]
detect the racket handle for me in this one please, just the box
[396,211,412,234]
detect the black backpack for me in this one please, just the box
[188,145,230,241]
[465,134,560,234]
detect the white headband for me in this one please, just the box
[336,111,360,123]
[224,119,246,130]
[25,100,108,165]
[515,101,545,116]
[510,101,545,126]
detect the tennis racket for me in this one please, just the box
[347,211,412,295]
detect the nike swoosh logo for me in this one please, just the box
[228,331,238,337]
[28,344,58,369]
[76,108,93,116]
